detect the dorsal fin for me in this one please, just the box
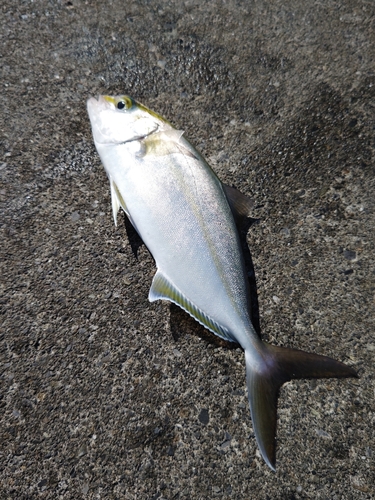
[223,184,254,226]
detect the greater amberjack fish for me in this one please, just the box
[87,95,357,470]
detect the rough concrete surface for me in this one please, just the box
[1,0,374,498]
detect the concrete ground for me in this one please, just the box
[1,0,374,498]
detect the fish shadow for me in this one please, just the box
[122,213,261,349]
[124,213,145,258]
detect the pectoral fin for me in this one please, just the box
[149,270,236,343]
[140,130,198,159]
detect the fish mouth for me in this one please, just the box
[87,95,112,111]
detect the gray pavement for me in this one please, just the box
[1,0,374,498]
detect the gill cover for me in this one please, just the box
[86,95,160,145]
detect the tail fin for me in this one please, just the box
[246,342,358,471]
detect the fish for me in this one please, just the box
[87,94,358,470]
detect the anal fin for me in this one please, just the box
[149,270,236,343]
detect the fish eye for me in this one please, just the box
[116,96,132,110]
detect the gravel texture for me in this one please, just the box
[1,0,374,498]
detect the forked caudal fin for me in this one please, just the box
[246,342,358,471]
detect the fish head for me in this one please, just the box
[87,95,168,145]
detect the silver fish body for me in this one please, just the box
[87,96,256,350]
[87,95,357,470]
